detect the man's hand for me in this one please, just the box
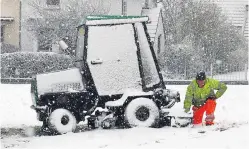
[207,95,217,100]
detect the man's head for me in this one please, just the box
[196,71,206,88]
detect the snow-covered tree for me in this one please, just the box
[160,0,248,79]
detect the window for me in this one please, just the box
[46,0,60,6]
[87,24,142,95]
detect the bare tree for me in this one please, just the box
[27,0,111,53]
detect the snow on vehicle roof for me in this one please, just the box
[83,15,149,26]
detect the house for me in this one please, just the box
[210,0,248,40]
[21,0,71,52]
[0,0,21,49]
[21,0,165,56]
[106,0,166,56]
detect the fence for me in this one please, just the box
[1,64,248,85]
[163,63,248,81]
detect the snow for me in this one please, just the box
[1,84,249,149]
[36,68,85,95]
[49,109,76,134]
[0,84,42,128]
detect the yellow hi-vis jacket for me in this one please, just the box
[184,78,227,112]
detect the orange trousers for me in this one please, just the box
[192,99,216,125]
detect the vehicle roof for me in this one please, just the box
[79,15,149,26]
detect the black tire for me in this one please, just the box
[48,109,76,134]
[124,98,159,127]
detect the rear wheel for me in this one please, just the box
[125,98,159,127]
[48,108,76,134]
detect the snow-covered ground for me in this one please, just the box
[1,84,249,149]
[0,84,42,127]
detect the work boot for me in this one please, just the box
[205,114,215,126]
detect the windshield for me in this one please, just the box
[75,26,85,59]
[135,23,160,89]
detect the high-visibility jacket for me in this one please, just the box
[184,78,227,112]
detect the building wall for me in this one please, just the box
[107,0,156,15]
[211,0,248,39]
[99,0,166,56]
[106,0,122,15]
[126,0,144,15]
[21,0,111,52]
[212,0,247,24]
[0,0,21,48]
[21,0,41,52]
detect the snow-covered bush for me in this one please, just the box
[1,52,75,78]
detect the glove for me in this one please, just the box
[184,109,191,114]
[192,106,199,111]
[207,95,217,100]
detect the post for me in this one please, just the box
[210,63,213,78]
[184,56,187,80]
[144,0,149,8]
[245,64,248,81]
[242,5,248,35]
[122,0,127,16]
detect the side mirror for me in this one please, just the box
[59,40,73,56]
[59,40,69,50]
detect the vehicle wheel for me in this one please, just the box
[48,109,76,134]
[125,98,159,127]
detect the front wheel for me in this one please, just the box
[48,108,77,134]
[125,98,159,127]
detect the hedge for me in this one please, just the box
[1,52,75,78]
[1,43,20,54]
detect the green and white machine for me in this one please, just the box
[30,15,182,134]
